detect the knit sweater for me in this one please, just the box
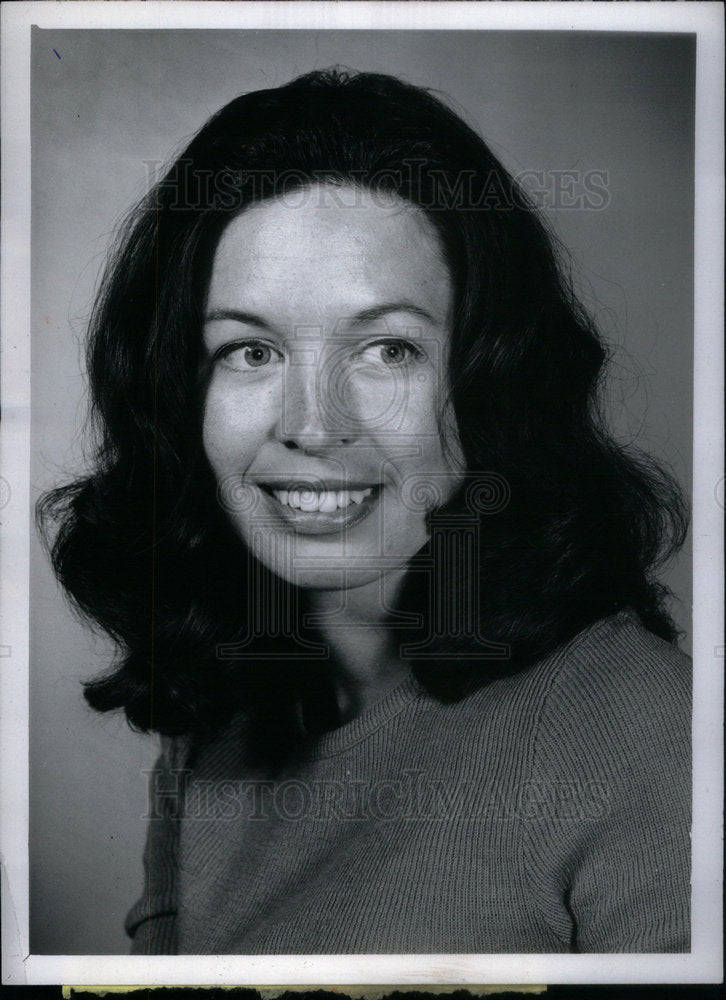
[126,610,691,954]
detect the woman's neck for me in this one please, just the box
[304,570,411,723]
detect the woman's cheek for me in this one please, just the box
[396,378,445,451]
[202,381,269,472]
[395,385,465,507]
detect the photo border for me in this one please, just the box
[1,0,723,987]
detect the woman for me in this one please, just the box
[39,68,690,954]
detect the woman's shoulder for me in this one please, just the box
[542,607,691,705]
[528,608,691,776]
[468,608,690,731]
[516,610,691,953]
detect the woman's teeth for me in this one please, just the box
[271,487,374,512]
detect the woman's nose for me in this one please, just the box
[274,352,357,451]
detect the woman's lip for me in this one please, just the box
[257,480,379,492]
[259,484,381,535]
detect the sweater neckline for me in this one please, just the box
[299,671,423,760]
[293,610,640,761]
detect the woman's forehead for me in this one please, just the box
[206,184,452,328]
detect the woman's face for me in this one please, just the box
[202,184,464,595]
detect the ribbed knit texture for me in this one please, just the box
[127,610,691,954]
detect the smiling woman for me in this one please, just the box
[202,189,462,601]
[37,68,691,954]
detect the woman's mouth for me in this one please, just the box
[258,482,381,535]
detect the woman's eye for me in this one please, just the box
[362,340,422,366]
[217,342,280,371]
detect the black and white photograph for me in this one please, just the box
[1,0,722,988]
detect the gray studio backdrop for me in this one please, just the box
[30,29,695,954]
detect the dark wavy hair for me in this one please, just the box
[38,68,688,748]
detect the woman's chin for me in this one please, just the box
[263,562,399,595]
[234,490,429,594]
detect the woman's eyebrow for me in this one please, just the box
[204,308,275,332]
[347,302,437,326]
[204,302,438,330]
